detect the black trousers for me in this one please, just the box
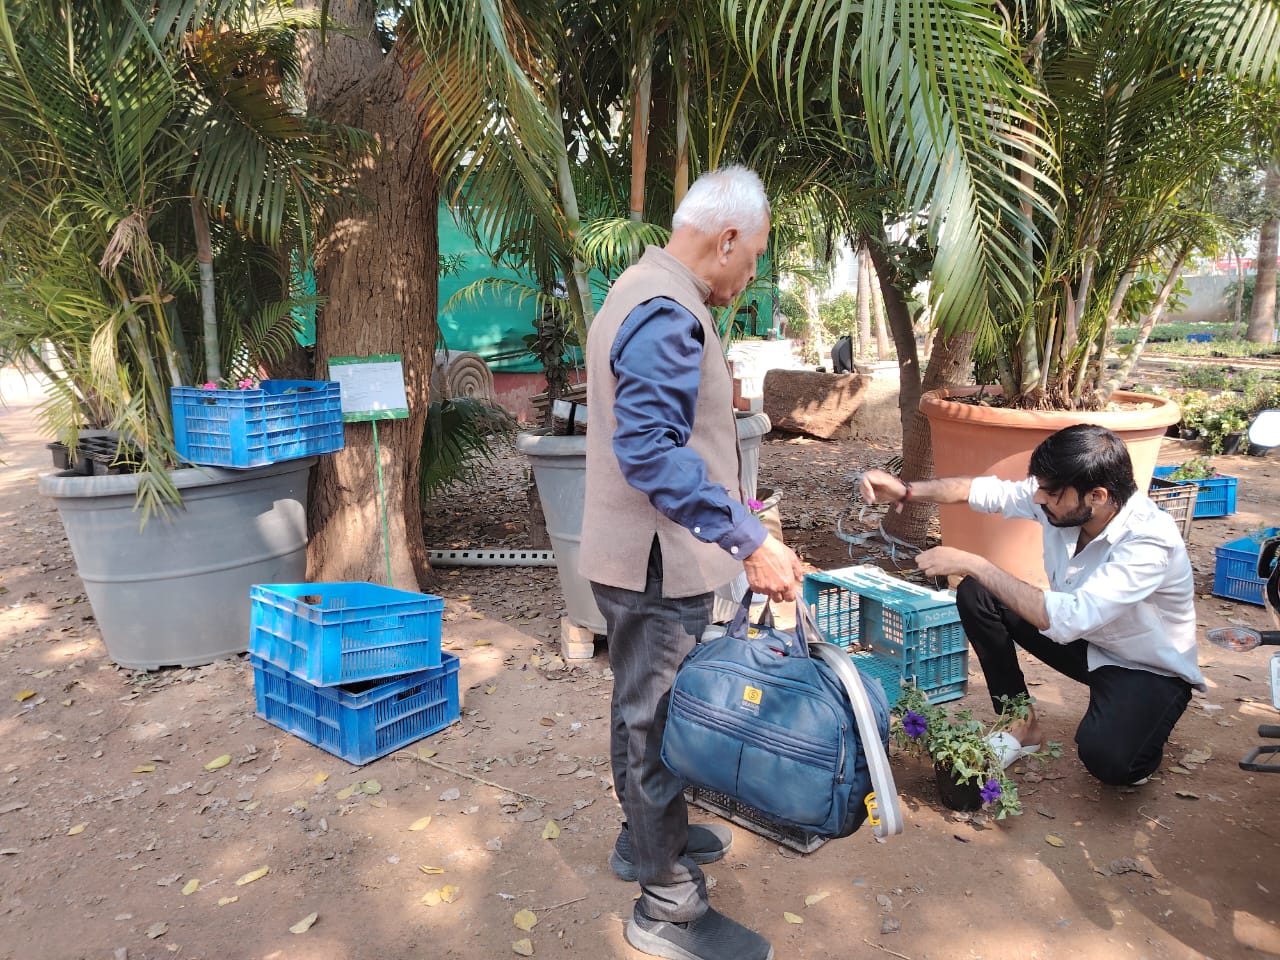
[591,539,712,922]
[955,577,1193,785]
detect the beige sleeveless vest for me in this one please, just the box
[579,246,745,597]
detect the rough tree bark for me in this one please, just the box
[865,238,921,440]
[300,1,439,589]
[881,326,977,547]
[856,248,871,357]
[1248,161,1279,344]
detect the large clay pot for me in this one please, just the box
[920,387,1181,586]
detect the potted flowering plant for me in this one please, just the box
[892,685,1048,819]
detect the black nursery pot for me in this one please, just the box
[934,764,983,812]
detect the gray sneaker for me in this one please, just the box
[626,903,773,960]
[609,823,733,882]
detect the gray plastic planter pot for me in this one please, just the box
[516,412,771,642]
[39,457,315,670]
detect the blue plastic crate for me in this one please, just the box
[804,576,861,652]
[804,566,968,708]
[172,379,344,468]
[1212,527,1280,606]
[250,582,443,686]
[1151,466,1237,518]
[251,653,460,765]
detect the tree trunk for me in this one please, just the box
[871,266,891,360]
[865,239,921,440]
[629,27,654,222]
[1248,161,1280,344]
[881,326,977,547]
[856,248,871,358]
[1230,248,1246,338]
[191,198,219,384]
[300,1,439,590]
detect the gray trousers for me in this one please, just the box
[591,538,712,922]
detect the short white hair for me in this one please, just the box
[671,165,770,235]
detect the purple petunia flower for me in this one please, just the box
[903,710,927,739]
[980,779,1002,804]
[747,498,764,512]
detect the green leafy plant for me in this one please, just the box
[892,686,1055,819]
[0,1,372,517]
[1167,457,1218,481]
[418,398,516,499]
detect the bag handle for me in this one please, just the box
[725,588,808,659]
[802,602,904,840]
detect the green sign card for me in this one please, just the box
[328,354,409,422]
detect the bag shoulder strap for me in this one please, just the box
[809,642,904,839]
[799,596,903,839]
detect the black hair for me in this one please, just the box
[1028,424,1137,506]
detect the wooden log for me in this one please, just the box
[762,369,870,440]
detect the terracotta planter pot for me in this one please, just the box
[920,387,1181,586]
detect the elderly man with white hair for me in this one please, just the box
[580,165,800,960]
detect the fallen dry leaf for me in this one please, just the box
[441,885,461,903]
[421,889,443,907]
[512,938,534,956]
[67,822,87,836]
[418,747,438,759]
[312,772,329,786]
[804,891,830,907]
[1045,834,1066,847]
[289,912,319,934]
[14,690,35,702]
[784,912,804,924]
[542,820,561,840]
[145,922,167,939]
[361,780,382,795]
[335,785,358,801]
[514,908,539,931]
[235,866,270,886]
[419,865,445,875]
[217,896,238,906]
[181,879,200,896]
[409,816,433,832]
[1175,789,1200,800]
[203,754,231,771]
[132,764,156,774]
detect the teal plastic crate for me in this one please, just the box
[804,566,968,709]
[250,582,443,686]
[1151,466,1237,518]
[1212,528,1280,606]
[172,379,344,468]
[251,653,460,765]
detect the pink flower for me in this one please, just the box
[747,498,764,512]
[201,382,217,390]
[237,378,255,389]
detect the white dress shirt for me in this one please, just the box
[968,476,1205,690]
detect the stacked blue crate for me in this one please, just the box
[248,582,459,764]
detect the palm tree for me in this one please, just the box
[0,0,368,516]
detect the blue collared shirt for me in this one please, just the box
[609,296,767,559]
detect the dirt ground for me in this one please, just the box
[2,363,1280,960]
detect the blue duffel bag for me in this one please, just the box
[662,592,902,840]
